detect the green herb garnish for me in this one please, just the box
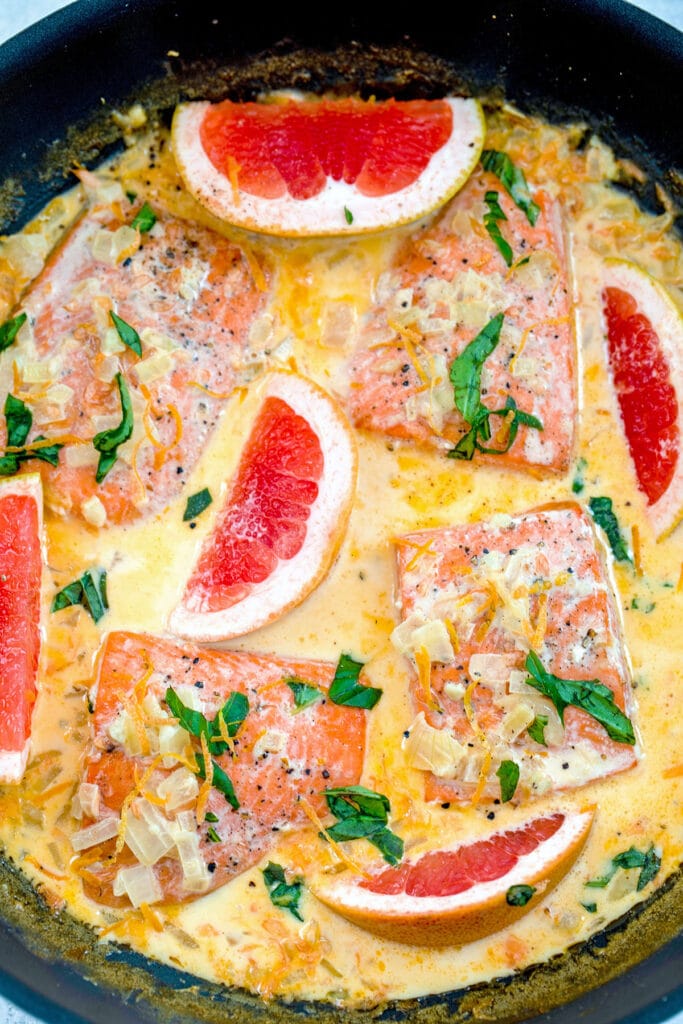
[630,597,655,613]
[589,496,631,563]
[585,844,661,892]
[205,811,219,823]
[52,569,109,623]
[481,150,540,225]
[0,394,63,476]
[496,759,520,803]
[165,686,249,756]
[581,901,598,913]
[183,487,213,522]
[483,190,513,266]
[131,201,157,233]
[572,456,587,494]
[262,861,304,921]
[195,753,239,810]
[206,826,221,843]
[329,654,382,710]
[322,785,404,865]
[344,206,354,225]
[0,312,27,353]
[506,884,536,907]
[109,311,142,356]
[527,714,549,746]
[524,650,635,745]
[286,679,323,711]
[93,372,134,483]
[447,315,542,461]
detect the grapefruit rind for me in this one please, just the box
[602,258,683,539]
[168,371,357,642]
[171,98,486,237]
[0,473,44,785]
[312,808,594,947]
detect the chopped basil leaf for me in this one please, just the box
[183,487,213,522]
[344,206,354,225]
[329,654,382,710]
[0,312,27,352]
[483,190,513,266]
[165,687,248,757]
[51,569,109,623]
[322,784,404,865]
[286,679,323,711]
[447,316,542,461]
[506,884,536,906]
[206,826,221,843]
[527,714,549,746]
[481,149,540,225]
[588,496,631,563]
[205,811,219,823]
[581,901,598,913]
[195,752,239,810]
[5,393,32,448]
[524,650,635,746]
[572,456,587,494]
[93,372,134,483]
[210,691,249,753]
[262,861,304,921]
[496,759,519,803]
[131,201,157,233]
[109,311,142,356]
[126,190,137,203]
[586,844,660,892]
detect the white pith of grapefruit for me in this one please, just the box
[312,807,594,947]
[168,370,357,642]
[171,97,486,237]
[602,258,683,539]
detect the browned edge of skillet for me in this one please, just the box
[0,11,682,1024]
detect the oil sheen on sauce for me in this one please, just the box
[0,104,682,1009]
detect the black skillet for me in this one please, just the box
[0,1,681,1022]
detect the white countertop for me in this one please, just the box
[0,1,681,1022]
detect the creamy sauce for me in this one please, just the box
[0,104,682,1009]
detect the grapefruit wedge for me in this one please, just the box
[602,258,683,538]
[312,808,594,947]
[0,474,44,785]
[169,371,357,642]
[172,96,485,236]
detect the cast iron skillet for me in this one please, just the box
[0,1,681,1022]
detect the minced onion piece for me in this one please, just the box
[71,814,120,851]
[175,831,211,894]
[81,495,107,528]
[156,767,199,812]
[112,864,163,907]
[77,782,101,819]
[403,713,467,778]
[124,798,175,866]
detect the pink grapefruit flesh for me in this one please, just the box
[0,475,43,784]
[169,371,357,642]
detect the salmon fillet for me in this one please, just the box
[348,167,575,472]
[10,196,267,523]
[77,632,366,906]
[394,503,638,805]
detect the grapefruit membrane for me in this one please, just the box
[0,473,44,784]
[169,370,357,642]
[171,96,486,236]
[312,807,594,947]
[602,258,683,538]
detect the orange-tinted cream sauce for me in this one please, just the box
[0,101,681,1009]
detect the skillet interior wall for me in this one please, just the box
[0,0,682,1021]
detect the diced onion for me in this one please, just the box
[124,798,175,866]
[71,814,120,851]
[64,444,99,470]
[113,864,163,907]
[175,831,211,894]
[81,495,107,528]
[403,713,467,778]
[157,768,199,812]
[135,350,175,385]
[77,782,101,819]
[391,612,454,665]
